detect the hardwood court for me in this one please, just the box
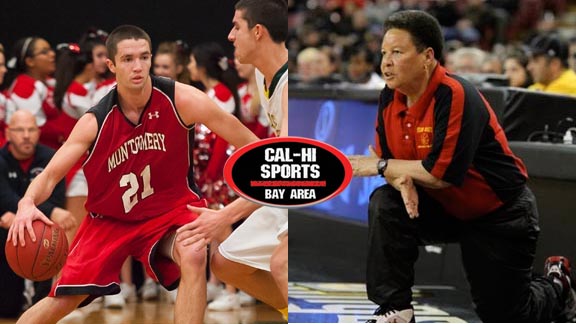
[289,282,480,323]
[0,300,284,324]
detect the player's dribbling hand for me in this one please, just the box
[8,197,54,247]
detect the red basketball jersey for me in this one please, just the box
[83,76,201,221]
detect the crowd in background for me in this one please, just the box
[287,0,576,94]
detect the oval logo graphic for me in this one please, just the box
[224,137,352,208]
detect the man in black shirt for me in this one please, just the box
[0,110,74,317]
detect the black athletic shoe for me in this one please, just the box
[545,256,576,322]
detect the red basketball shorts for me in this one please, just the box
[49,201,204,307]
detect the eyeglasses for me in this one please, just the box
[33,48,54,57]
[8,127,39,134]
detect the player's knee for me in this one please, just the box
[50,295,88,315]
[174,240,206,270]
[211,251,232,281]
[369,185,405,221]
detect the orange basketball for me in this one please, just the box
[4,220,68,281]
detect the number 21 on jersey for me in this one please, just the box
[120,164,155,213]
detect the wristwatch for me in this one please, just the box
[377,159,388,177]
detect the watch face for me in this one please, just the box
[378,159,387,174]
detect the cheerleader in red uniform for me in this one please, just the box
[188,42,242,210]
[236,59,273,139]
[52,42,99,246]
[4,37,61,149]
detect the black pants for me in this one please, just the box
[0,228,25,317]
[367,184,564,322]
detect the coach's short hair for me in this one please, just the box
[235,0,287,43]
[383,10,444,62]
[106,25,152,63]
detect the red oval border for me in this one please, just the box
[224,136,353,208]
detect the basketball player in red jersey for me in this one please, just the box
[8,25,259,324]
[178,0,289,319]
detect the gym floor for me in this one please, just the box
[0,300,284,324]
[289,282,479,323]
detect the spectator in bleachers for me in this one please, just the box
[78,28,110,90]
[295,47,322,83]
[4,37,62,150]
[52,41,93,247]
[527,34,576,96]
[294,47,339,84]
[568,36,576,73]
[450,47,487,73]
[443,40,464,72]
[504,48,533,88]
[153,40,190,85]
[428,0,480,46]
[481,54,503,74]
[236,59,272,139]
[77,29,117,105]
[344,45,385,89]
[462,0,508,50]
[363,0,399,26]
[0,110,71,317]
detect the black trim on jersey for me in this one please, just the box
[423,74,526,201]
[443,75,489,185]
[265,62,288,99]
[448,76,526,201]
[422,84,451,181]
[377,87,395,159]
[152,76,201,197]
[86,87,117,154]
[187,130,201,197]
[154,75,193,129]
[153,75,175,101]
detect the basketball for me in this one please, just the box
[4,220,69,281]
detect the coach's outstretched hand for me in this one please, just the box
[176,205,231,251]
[8,197,54,247]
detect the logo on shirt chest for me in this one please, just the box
[416,126,433,149]
[148,111,160,119]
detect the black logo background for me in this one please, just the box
[231,141,346,206]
